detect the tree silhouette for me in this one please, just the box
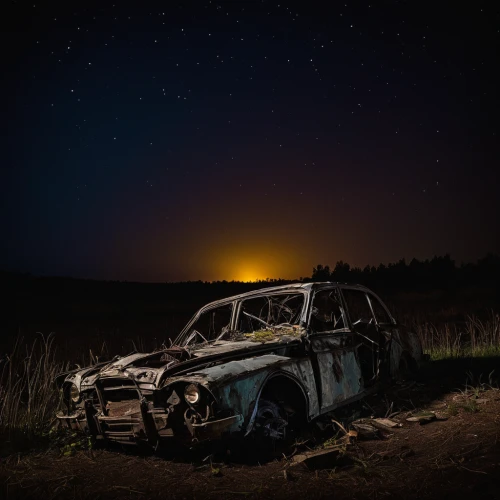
[310,253,499,293]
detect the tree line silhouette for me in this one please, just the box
[1,253,498,304]
[309,253,500,293]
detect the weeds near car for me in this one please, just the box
[0,333,66,451]
[446,371,499,416]
[414,310,500,359]
[461,400,479,413]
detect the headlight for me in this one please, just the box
[184,384,200,404]
[70,384,80,403]
[136,371,156,383]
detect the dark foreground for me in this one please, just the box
[1,358,500,500]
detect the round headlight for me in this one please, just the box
[184,384,200,404]
[70,384,80,403]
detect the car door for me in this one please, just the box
[340,287,388,386]
[307,286,363,413]
[364,291,398,377]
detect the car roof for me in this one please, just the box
[198,281,373,310]
[175,281,392,344]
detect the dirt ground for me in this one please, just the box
[1,358,500,500]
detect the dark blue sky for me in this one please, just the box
[2,1,499,281]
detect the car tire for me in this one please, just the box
[248,397,302,459]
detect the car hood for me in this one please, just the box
[59,336,302,391]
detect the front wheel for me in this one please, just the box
[253,399,288,441]
[246,397,304,460]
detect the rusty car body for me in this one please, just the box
[55,283,423,446]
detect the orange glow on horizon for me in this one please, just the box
[223,259,273,282]
[207,245,309,283]
[233,267,268,283]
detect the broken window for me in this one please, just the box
[310,288,346,333]
[182,304,233,345]
[368,294,392,325]
[342,289,375,326]
[237,294,304,334]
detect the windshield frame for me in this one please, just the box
[174,298,237,347]
[174,290,309,347]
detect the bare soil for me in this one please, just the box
[2,359,500,500]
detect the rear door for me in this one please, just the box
[365,291,402,377]
[340,287,388,385]
[307,286,363,412]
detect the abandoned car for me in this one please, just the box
[55,283,423,446]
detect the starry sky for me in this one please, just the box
[1,1,499,282]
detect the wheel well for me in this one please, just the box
[260,374,308,422]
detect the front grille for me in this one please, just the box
[106,399,141,417]
[99,377,140,416]
[95,376,148,443]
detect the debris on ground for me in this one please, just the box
[474,398,490,405]
[350,418,397,439]
[291,447,354,470]
[351,422,380,439]
[406,411,437,423]
[371,418,402,429]
[405,408,451,423]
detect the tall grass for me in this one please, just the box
[0,333,67,449]
[414,310,500,360]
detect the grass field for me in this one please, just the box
[414,310,500,360]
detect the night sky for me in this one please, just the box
[2,1,499,282]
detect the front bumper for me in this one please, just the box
[57,396,243,445]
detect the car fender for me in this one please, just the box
[164,354,318,435]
